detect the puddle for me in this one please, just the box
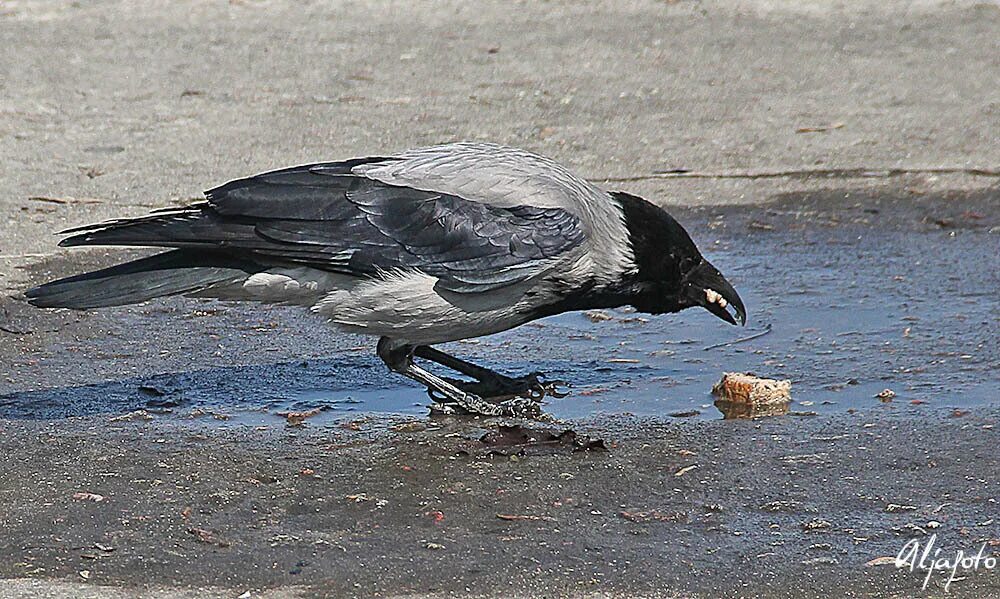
[2,188,997,425]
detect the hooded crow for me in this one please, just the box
[26,142,746,417]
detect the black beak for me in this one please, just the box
[686,261,747,326]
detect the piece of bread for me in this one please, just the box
[712,372,791,404]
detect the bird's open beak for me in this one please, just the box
[687,261,747,326]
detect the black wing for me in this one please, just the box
[59,161,586,293]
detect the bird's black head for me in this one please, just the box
[613,191,747,326]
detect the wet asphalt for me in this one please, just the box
[1,191,998,598]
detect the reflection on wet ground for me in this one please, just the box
[2,188,997,425]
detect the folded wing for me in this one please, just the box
[59,160,586,294]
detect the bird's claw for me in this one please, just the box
[524,372,570,399]
[541,380,570,398]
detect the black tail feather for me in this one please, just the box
[57,207,247,249]
[25,250,257,309]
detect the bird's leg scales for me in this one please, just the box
[415,371,540,418]
[413,346,567,401]
[378,338,540,418]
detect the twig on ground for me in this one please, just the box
[703,324,772,351]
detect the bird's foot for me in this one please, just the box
[438,372,569,402]
[427,390,542,418]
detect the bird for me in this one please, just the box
[26,142,746,417]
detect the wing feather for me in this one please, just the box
[59,159,585,293]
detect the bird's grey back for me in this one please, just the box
[356,142,636,280]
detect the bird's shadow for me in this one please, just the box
[0,356,584,421]
[0,356,383,420]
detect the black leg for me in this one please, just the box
[413,345,566,400]
[413,346,514,382]
[376,337,540,418]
